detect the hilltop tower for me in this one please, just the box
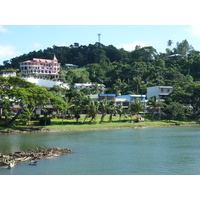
[98,33,101,44]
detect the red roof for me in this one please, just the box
[20,55,60,64]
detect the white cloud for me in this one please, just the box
[0,25,8,33]
[188,25,200,37]
[0,45,20,59]
[118,41,146,51]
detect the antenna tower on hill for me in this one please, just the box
[98,33,101,44]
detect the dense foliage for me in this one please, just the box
[0,77,67,127]
[1,39,200,95]
[1,39,200,126]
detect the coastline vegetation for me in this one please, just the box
[1,114,200,134]
[1,40,200,133]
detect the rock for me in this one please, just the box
[0,147,72,169]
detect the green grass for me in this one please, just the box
[31,116,200,131]
[0,114,200,133]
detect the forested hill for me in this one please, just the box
[1,39,200,95]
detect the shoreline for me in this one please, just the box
[0,122,200,135]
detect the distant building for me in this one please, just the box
[22,77,70,89]
[116,94,146,108]
[0,71,16,77]
[98,94,116,101]
[164,54,187,58]
[147,86,173,101]
[19,55,69,88]
[74,83,105,93]
[19,55,61,77]
[65,64,78,69]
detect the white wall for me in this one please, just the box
[147,86,173,100]
[22,77,70,89]
[147,86,159,99]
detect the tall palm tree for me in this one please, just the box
[98,98,108,123]
[133,76,142,94]
[84,97,98,123]
[108,100,117,122]
[116,104,124,121]
[167,40,173,49]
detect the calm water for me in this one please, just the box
[1,126,200,175]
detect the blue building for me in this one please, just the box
[98,94,116,101]
[116,94,146,108]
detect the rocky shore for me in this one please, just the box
[0,128,52,134]
[0,147,72,169]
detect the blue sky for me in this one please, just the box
[1,25,200,65]
[1,0,200,65]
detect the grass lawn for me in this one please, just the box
[0,114,200,133]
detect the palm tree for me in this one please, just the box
[89,101,99,122]
[129,99,145,123]
[147,95,163,121]
[116,104,124,121]
[98,99,108,123]
[108,100,117,122]
[167,40,173,49]
[84,97,98,123]
[70,92,85,123]
[133,77,142,94]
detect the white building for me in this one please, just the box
[22,77,70,89]
[19,55,60,76]
[19,55,69,89]
[147,86,173,101]
[74,83,105,93]
[0,71,16,77]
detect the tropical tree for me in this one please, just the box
[83,97,98,123]
[0,77,57,127]
[167,40,173,50]
[68,91,86,123]
[147,95,163,121]
[50,94,68,125]
[108,100,117,122]
[116,104,124,121]
[98,99,108,123]
[129,99,145,123]
[170,81,200,116]
[164,102,191,120]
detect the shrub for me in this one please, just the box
[39,117,51,126]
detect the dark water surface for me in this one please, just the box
[1,126,200,175]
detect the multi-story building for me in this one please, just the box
[147,86,173,101]
[116,94,146,108]
[19,55,60,77]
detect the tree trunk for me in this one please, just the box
[7,109,22,127]
[109,113,113,122]
[100,113,106,123]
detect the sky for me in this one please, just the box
[1,0,200,65]
[1,25,200,65]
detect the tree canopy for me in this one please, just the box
[1,39,200,96]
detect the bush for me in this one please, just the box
[31,114,40,120]
[39,117,51,126]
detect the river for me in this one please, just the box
[1,126,200,175]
